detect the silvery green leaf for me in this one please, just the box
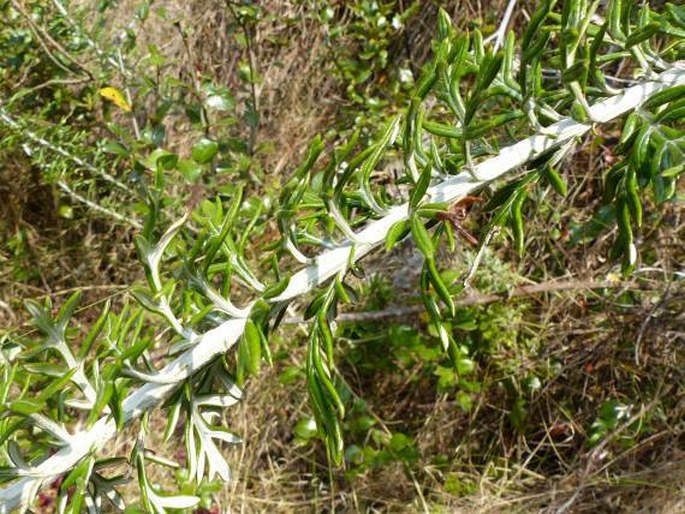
[215,371,244,400]
[206,427,242,445]
[202,437,231,482]
[102,483,126,511]
[64,398,95,410]
[149,490,200,509]
[196,393,241,408]
[7,441,27,469]
[143,452,180,469]
[29,413,72,443]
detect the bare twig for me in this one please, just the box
[56,181,142,229]
[634,283,672,365]
[484,0,518,52]
[281,279,650,325]
[7,78,92,105]
[0,106,132,194]
[463,227,500,289]
[10,0,94,79]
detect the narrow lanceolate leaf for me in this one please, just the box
[410,212,435,258]
[543,166,568,196]
[2,62,684,513]
[386,220,409,251]
[359,115,401,213]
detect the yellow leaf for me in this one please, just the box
[98,86,132,112]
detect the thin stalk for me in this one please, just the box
[225,1,260,155]
[56,181,142,229]
[484,0,517,52]
[0,106,132,194]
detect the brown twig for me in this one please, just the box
[281,279,649,324]
[10,0,94,79]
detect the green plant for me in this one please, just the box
[1,1,684,511]
[322,0,420,125]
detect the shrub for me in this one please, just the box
[0,1,684,511]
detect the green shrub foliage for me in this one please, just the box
[0,0,684,511]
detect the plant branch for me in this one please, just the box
[463,227,500,289]
[281,279,652,324]
[9,0,94,79]
[484,0,517,52]
[1,63,683,513]
[56,181,142,229]
[0,106,132,194]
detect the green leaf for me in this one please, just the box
[130,288,161,314]
[262,276,290,299]
[294,417,318,440]
[426,258,455,318]
[203,186,243,273]
[303,294,326,320]
[61,456,95,514]
[423,120,462,139]
[191,138,219,164]
[202,83,235,111]
[437,8,453,40]
[618,112,641,149]
[177,159,203,182]
[8,399,43,416]
[144,148,178,171]
[625,21,661,48]
[79,300,110,359]
[61,455,94,490]
[102,141,129,156]
[456,356,475,375]
[522,0,555,51]
[57,204,74,219]
[359,115,401,212]
[57,291,82,328]
[510,190,526,257]
[625,168,642,227]
[243,320,263,374]
[563,60,588,84]
[476,51,503,94]
[510,398,528,433]
[385,220,409,250]
[22,363,65,377]
[642,84,685,111]
[410,162,432,209]
[87,381,114,428]
[662,163,684,177]
[306,335,345,464]
[410,213,434,258]
[667,3,685,28]
[543,166,567,196]
[465,110,524,139]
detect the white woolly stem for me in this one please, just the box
[271,64,685,303]
[0,106,132,194]
[1,63,683,513]
[56,181,143,229]
[484,0,517,52]
[0,318,247,512]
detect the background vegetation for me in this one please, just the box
[1,0,683,512]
